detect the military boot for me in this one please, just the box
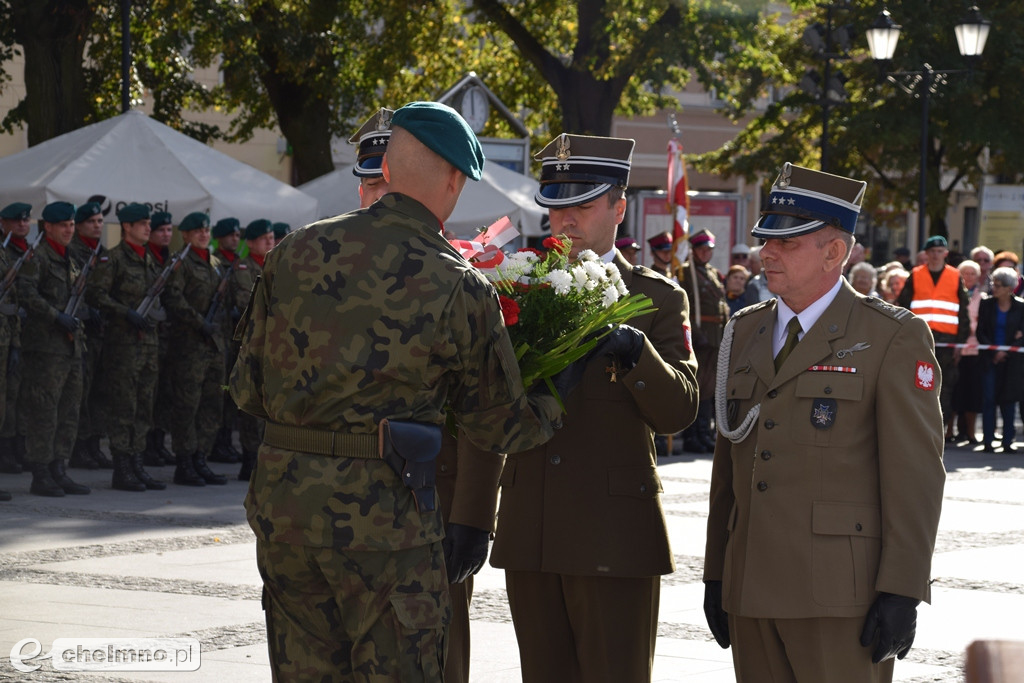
[0,437,22,474]
[87,435,113,469]
[130,453,166,490]
[150,428,175,465]
[111,453,146,492]
[49,460,91,495]
[143,431,164,467]
[192,451,227,485]
[238,450,257,481]
[29,463,65,497]
[173,452,206,487]
[69,439,99,469]
[209,427,241,463]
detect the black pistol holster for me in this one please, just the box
[378,418,442,513]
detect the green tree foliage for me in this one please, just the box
[695,0,1023,234]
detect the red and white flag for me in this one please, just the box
[667,138,690,266]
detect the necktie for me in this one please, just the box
[774,317,802,372]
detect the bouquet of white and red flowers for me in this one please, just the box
[490,236,655,402]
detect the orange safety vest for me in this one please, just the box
[909,265,960,335]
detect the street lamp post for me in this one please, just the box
[865,6,991,251]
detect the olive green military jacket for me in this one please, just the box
[490,253,700,577]
[68,234,107,338]
[230,193,561,551]
[0,246,21,349]
[86,242,159,346]
[16,238,84,357]
[704,281,946,619]
[163,247,228,353]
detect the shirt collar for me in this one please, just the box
[775,278,843,352]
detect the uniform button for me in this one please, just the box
[765,419,775,429]
[639,484,647,494]
[760,450,772,460]
[634,380,646,391]
[550,455,561,465]
[825,387,832,395]
[757,481,768,492]
[439,464,449,473]
[767,390,778,399]
[855,523,863,531]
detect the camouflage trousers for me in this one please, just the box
[19,351,82,466]
[256,539,449,682]
[239,412,264,453]
[77,331,105,440]
[98,342,158,455]
[153,328,173,433]
[2,345,20,439]
[168,342,224,456]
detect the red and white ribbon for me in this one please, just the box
[449,216,519,269]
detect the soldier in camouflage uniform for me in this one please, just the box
[16,202,90,497]
[271,222,290,247]
[68,201,112,470]
[230,102,573,681]
[0,204,28,500]
[0,202,31,476]
[144,211,177,466]
[678,229,729,453]
[230,219,273,481]
[87,203,166,492]
[210,217,243,464]
[162,211,229,487]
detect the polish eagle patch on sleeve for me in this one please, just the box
[915,361,936,391]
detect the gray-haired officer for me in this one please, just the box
[17,201,91,497]
[490,133,699,683]
[0,202,31,477]
[704,163,945,682]
[349,107,394,209]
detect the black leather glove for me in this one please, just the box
[860,592,919,663]
[55,312,79,333]
[125,309,152,330]
[703,580,730,648]
[200,321,217,339]
[6,346,20,374]
[442,522,490,584]
[84,307,104,335]
[598,324,645,370]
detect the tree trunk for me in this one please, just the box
[265,80,335,186]
[9,0,93,146]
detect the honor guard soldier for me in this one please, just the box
[678,228,729,453]
[230,102,588,681]
[646,231,675,280]
[350,107,394,209]
[16,201,91,497]
[230,218,274,481]
[68,201,112,470]
[210,216,244,464]
[87,202,165,491]
[614,235,640,265]
[144,211,176,467]
[704,163,945,682]
[0,202,31,477]
[489,133,700,683]
[162,211,229,487]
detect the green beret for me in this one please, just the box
[42,201,76,223]
[212,217,241,238]
[245,219,273,241]
[117,202,151,223]
[1,202,32,220]
[179,212,210,232]
[391,101,484,181]
[924,235,948,250]
[272,222,290,239]
[75,202,103,223]
[150,211,172,228]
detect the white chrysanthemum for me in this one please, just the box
[582,260,605,282]
[616,279,629,296]
[571,265,589,288]
[577,249,599,262]
[602,284,620,307]
[545,269,573,295]
[604,263,619,278]
[584,278,599,291]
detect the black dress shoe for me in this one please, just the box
[983,444,996,453]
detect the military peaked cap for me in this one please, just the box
[349,108,394,178]
[752,162,866,239]
[535,133,634,209]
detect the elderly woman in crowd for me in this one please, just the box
[993,251,1024,296]
[848,260,878,297]
[977,267,1024,453]
[724,264,751,315]
[953,260,984,444]
[882,266,909,304]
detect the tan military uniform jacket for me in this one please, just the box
[490,253,699,577]
[704,281,946,619]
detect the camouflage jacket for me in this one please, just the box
[229,254,261,322]
[0,245,21,348]
[86,242,160,346]
[231,192,561,550]
[16,238,84,357]
[162,247,228,352]
[68,233,108,338]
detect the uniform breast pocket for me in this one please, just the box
[722,374,759,431]
[791,374,863,446]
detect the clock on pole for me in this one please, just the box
[460,86,490,134]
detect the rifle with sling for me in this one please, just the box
[203,256,238,326]
[0,232,44,316]
[63,239,103,319]
[136,244,190,322]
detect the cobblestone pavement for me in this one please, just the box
[0,439,1022,681]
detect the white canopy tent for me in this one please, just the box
[299,160,547,238]
[0,110,318,228]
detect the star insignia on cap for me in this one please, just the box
[771,196,780,204]
[787,198,796,205]
[555,163,570,171]
[373,138,385,145]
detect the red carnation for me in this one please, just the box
[498,295,520,327]
[518,247,544,258]
[542,237,567,254]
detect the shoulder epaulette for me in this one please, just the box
[862,296,912,321]
[731,297,774,320]
[632,264,680,288]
